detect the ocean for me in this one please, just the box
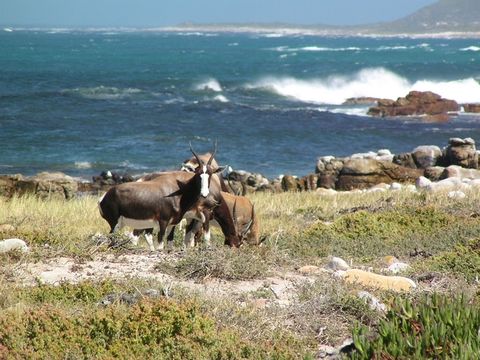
[1,29,480,179]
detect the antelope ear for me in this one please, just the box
[214,166,225,174]
[167,180,187,197]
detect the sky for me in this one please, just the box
[0,0,438,28]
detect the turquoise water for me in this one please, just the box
[1,30,480,178]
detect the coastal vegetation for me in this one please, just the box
[1,187,480,358]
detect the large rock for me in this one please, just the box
[444,137,478,168]
[463,103,480,113]
[393,153,417,168]
[412,145,442,168]
[281,175,299,192]
[368,91,459,118]
[440,165,480,180]
[315,157,344,189]
[336,159,422,191]
[2,172,79,199]
[0,174,23,197]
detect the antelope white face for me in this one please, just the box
[200,165,210,197]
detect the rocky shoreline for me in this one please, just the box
[1,137,480,200]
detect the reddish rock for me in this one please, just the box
[368,91,459,118]
[463,103,480,113]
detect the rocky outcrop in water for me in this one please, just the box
[368,91,459,119]
[463,103,480,113]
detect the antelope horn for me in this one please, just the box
[241,205,255,237]
[189,142,203,166]
[232,199,238,229]
[207,140,217,166]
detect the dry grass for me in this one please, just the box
[1,188,480,357]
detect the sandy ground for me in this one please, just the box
[11,252,316,307]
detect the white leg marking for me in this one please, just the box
[144,233,155,251]
[204,229,211,247]
[184,231,196,249]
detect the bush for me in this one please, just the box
[0,298,312,359]
[350,293,480,359]
[298,207,480,260]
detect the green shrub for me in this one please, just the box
[0,298,312,359]
[420,238,480,282]
[298,207,480,260]
[350,293,480,359]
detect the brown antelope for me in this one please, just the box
[98,144,234,250]
[188,191,260,247]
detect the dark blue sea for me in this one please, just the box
[1,29,480,179]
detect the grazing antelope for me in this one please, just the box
[98,144,230,250]
[189,191,260,247]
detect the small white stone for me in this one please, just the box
[326,256,351,271]
[358,290,387,312]
[415,176,431,189]
[0,238,29,253]
[390,182,402,191]
[387,262,410,274]
[448,190,466,199]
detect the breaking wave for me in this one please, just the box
[246,68,480,105]
[460,46,480,52]
[63,86,142,100]
[194,78,223,92]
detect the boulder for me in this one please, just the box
[299,174,318,191]
[15,172,78,199]
[393,153,417,168]
[0,174,23,197]
[336,159,422,191]
[412,145,442,168]
[424,166,445,181]
[368,91,459,118]
[441,165,480,180]
[463,103,480,113]
[281,175,299,192]
[342,97,383,105]
[444,137,478,168]
[339,269,416,292]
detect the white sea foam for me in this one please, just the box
[64,86,142,100]
[246,68,480,105]
[460,46,480,52]
[213,94,229,103]
[75,161,92,169]
[270,45,362,52]
[194,78,223,92]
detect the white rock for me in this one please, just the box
[316,188,337,196]
[376,154,394,162]
[448,190,466,199]
[320,155,335,163]
[326,256,351,271]
[377,149,392,156]
[350,151,377,159]
[405,184,417,192]
[416,176,432,189]
[367,187,387,193]
[358,290,387,312]
[387,262,410,274]
[0,238,29,253]
[389,182,402,191]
